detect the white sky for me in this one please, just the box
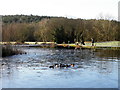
[0,0,119,20]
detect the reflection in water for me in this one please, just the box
[1,47,119,88]
[95,49,120,58]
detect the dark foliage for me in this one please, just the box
[2,15,51,23]
[2,46,25,57]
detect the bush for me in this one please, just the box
[2,46,26,57]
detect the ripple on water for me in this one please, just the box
[1,48,119,88]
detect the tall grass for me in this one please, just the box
[2,46,25,57]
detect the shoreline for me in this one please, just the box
[1,41,120,50]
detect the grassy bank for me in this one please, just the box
[1,41,120,46]
[57,41,120,50]
[85,41,120,47]
[1,41,120,50]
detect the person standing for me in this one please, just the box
[91,38,94,46]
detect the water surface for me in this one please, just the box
[1,47,119,88]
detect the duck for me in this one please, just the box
[1,63,5,66]
[49,64,59,69]
[60,63,66,68]
[49,65,54,69]
[54,64,59,67]
[66,64,75,68]
[49,63,75,68]
[60,64,75,68]
[70,64,75,67]
[65,64,71,68]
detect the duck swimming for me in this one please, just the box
[49,64,59,69]
[54,64,59,67]
[49,65,54,69]
[70,64,75,67]
[49,63,75,69]
[60,63,66,68]
[65,64,71,68]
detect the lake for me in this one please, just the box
[1,47,120,88]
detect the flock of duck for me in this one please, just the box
[49,63,75,69]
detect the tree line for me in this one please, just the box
[2,15,120,43]
[2,15,52,23]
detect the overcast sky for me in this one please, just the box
[0,0,119,20]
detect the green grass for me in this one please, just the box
[85,41,120,47]
[57,41,120,50]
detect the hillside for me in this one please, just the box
[2,15,120,43]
